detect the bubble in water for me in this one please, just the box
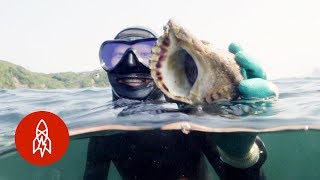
[181,123,191,134]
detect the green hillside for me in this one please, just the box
[0,60,109,89]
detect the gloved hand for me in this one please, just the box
[229,42,279,100]
[212,43,279,169]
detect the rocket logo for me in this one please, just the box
[15,111,69,166]
[33,119,52,158]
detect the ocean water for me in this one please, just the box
[0,77,319,179]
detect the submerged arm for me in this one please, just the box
[202,133,267,180]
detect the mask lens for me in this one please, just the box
[132,40,157,67]
[100,38,157,71]
[100,42,130,71]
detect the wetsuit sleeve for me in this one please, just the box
[83,137,111,180]
[201,135,267,180]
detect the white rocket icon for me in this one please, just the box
[32,119,52,158]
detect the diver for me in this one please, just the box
[84,26,278,180]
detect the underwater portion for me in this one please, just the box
[1,131,320,180]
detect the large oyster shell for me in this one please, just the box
[150,20,243,104]
[150,19,244,105]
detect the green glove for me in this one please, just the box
[229,43,279,100]
[211,43,279,169]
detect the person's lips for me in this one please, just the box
[118,78,151,86]
[116,73,152,87]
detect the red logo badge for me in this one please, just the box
[15,111,69,166]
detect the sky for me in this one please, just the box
[0,0,320,79]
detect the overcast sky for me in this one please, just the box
[1,0,319,79]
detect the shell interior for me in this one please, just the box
[151,32,204,104]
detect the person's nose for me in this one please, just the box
[124,51,138,68]
[110,48,149,74]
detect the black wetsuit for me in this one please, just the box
[92,25,268,179]
[84,130,266,180]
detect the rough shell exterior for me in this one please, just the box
[150,19,244,105]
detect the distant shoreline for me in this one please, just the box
[0,60,110,89]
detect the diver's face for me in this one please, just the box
[107,49,157,100]
[110,45,152,87]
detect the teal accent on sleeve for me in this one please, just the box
[235,52,267,79]
[228,43,243,54]
[238,78,279,99]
